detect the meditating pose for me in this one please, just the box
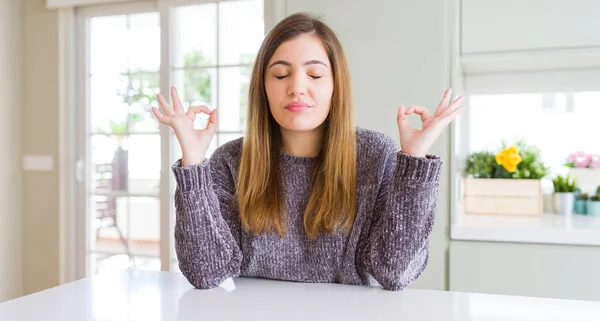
[152,12,465,291]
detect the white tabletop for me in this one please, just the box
[452,213,600,246]
[1,270,600,321]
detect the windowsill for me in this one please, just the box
[451,213,600,246]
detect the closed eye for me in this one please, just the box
[274,75,322,80]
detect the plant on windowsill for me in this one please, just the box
[551,175,578,216]
[564,152,600,198]
[588,186,600,217]
[465,141,548,179]
[564,152,600,169]
[463,140,548,216]
[575,193,589,215]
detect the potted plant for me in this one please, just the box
[565,152,600,169]
[574,192,588,215]
[463,140,548,216]
[565,152,600,196]
[552,175,578,215]
[587,186,600,217]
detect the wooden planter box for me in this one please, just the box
[463,178,543,215]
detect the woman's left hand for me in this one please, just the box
[397,88,465,158]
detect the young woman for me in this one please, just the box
[152,12,464,291]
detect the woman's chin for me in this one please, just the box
[278,120,323,133]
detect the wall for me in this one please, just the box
[450,241,600,301]
[461,0,600,54]
[284,0,452,290]
[0,0,23,303]
[21,0,62,295]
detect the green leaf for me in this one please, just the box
[464,151,496,178]
[552,174,578,192]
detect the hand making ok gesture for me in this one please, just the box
[397,88,465,157]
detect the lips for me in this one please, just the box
[285,101,311,112]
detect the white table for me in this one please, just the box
[1,270,600,320]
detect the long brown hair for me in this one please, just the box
[237,12,356,239]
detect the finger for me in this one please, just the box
[447,96,465,111]
[434,88,453,117]
[440,105,466,123]
[206,109,219,132]
[156,93,175,117]
[405,105,432,122]
[397,105,410,130]
[171,86,185,114]
[151,106,172,125]
[186,105,212,120]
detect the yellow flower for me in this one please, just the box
[510,154,522,163]
[503,163,518,173]
[496,146,522,173]
[495,152,506,165]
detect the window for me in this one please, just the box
[77,0,264,277]
[169,0,264,161]
[167,0,264,271]
[85,10,163,275]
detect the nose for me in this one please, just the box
[287,73,307,97]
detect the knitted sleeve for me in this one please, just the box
[362,144,443,291]
[171,144,243,289]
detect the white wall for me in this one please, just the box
[284,0,452,290]
[0,0,23,302]
[450,241,600,301]
[461,0,600,54]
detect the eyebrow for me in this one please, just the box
[268,60,329,69]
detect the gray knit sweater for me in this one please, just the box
[171,128,442,291]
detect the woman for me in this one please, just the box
[152,12,464,291]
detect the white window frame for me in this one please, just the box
[76,0,162,279]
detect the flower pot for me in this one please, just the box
[587,201,600,217]
[574,200,587,215]
[552,192,575,216]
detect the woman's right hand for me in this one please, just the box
[152,86,218,166]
